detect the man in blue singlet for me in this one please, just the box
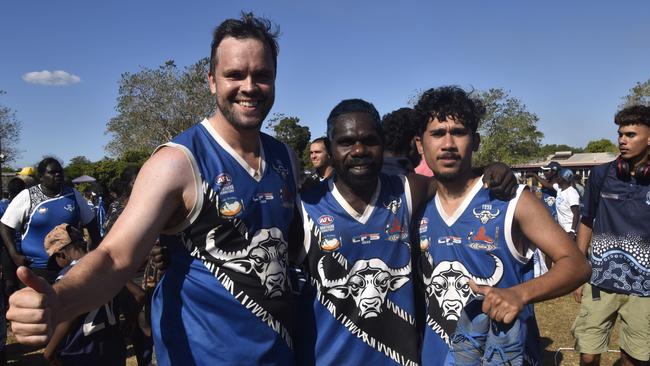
[414,86,590,365]
[1,157,99,284]
[8,13,298,366]
[295,99,517,365]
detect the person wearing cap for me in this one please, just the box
[572,105,650,366]
[527,161,562,219]
[554,168,580,239]
[42,223,126,366]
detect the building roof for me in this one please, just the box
[513,152,617,169]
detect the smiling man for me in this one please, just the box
[572,105,650,366]
[7,13,299,365]
[414,86,590,365]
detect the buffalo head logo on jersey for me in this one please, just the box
[421,252,503,321]
[206,227,288,298]
[384,197,402,215]
[472,205,500,224]
[318,256,410,319]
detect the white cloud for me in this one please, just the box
[22,70,81,86]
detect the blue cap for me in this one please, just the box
[559,168,574,181]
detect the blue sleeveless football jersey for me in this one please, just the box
[540,187,557,219]
[22,186,82,269]
[56,261,126,366]
[419,179,541,366]
[296,174,419,366]
[151,120,298,365]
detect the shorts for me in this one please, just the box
[571,284,650,361]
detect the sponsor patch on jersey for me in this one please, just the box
[385,217,408,242]
[320,236,341,251]
[219,198,243,217]
[383,197,402,215]
[472,204,500,224]
[272,161,288,180]
[420,237,430,251]
[437,236,462,246]
[215,173,232,186]
[253,192,274,203]
[352,233,381,245]
[471,226,494,244]
[220,184,235,195]
[318,215,335,233]
[64,203,75,212]
[468,242,497,251]
[419,218,429,233]
[38,207,48,214]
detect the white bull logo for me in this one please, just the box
[422,252,503,321]
[384,197,402,215]
[318,256,410,318]
[472,207,500,224]
[206,227,288,298]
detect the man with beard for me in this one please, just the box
[294,99,517,365]
[8,13,298,365]
[414,86,590,365]
[1,157,99,284]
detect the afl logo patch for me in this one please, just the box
[219,198,243,217]
[215,174,232,186]
[318,215,334,225]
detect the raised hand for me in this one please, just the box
[7,266,57,345]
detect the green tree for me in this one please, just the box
[64,156,93,179]
[584,138,618,153]
[105,58,213,156]
[0,91,22,163]
[267,113,311,167]
[621,78,650,107]
[474,89,544,166]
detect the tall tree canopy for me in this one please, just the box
[267,113,311,167]
[105,58,213,156]
[0,91,22,164]
[474,89,544,166]
[621,78,650,107]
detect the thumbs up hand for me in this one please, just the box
[7,266,58,345]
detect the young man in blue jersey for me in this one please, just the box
[572,105,650,366]
[414,86,590,365]
[8,13,299,366]
[42,223,125,366]
[295,99,517,365]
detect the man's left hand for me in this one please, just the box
[469,280,523,324]
[482,162,517,200]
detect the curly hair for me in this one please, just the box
[381,108,425,155]
[414,86,485,134]
[326,99,382,141]
[210,12,280,74]
[615,105,650,127]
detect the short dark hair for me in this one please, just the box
[414,86,485,134]
[210,12,280,75]
[36,157,62,177]
[326,99,382,141]
[615,105,650,127]
[311,136,331,152]
[7,177,26,198]
[381,108,425,155]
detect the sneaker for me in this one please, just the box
[444,297,489,366]
[482,319,524,366]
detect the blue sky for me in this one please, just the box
[2,0,649,168]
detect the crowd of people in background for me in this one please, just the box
[2,12,649,366]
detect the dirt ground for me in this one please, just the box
[7,294,625,365]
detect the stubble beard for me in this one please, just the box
[216,98,270,131]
